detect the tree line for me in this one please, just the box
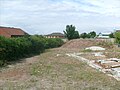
[63,25,115,40]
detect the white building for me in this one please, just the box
[98,33,111,38]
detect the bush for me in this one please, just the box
[0,36,64,66]
[115,32,120,44]
[44,38,64,49]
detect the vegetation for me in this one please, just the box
[0,35,64,66]
[82,49,92,52]
[63,25,80,40]
[97,41,114,48]
[115,32,120,44]
[44,38,64,49]
[80,32,88,39]
[80,31,96,38]
[109,32,115,38]
[0,38,120,89]
[88,31,96,38]
[63,25,97,39]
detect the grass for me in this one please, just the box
[0,48,120,90]
[81,49,93,52]
[30,62,52,76]
[29,49,120,89]
[104,46,120,58]
[97,41,114,49]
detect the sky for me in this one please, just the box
[0,0,120,35]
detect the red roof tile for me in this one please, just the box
[0,27,28,38]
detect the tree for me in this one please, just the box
[109,33,114,38]
[115,32,120,44]
[63,25,79,40]
[80,31,96,39]
[80,33,88,39]
[89,31,96,38]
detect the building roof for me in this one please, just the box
[116,30,120,32]
[0,26,28,37]
[99,32,111,35]
[46,32,65,36]
[97,33,110,38]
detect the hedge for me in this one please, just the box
[0,35,64,66]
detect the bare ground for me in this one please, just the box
[0,39,120,90]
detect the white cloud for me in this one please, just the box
[83,0,120,17]
[0,0,120,34]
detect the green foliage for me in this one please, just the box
[44,38,64,49]
[109,33,115,38]
[88,31,96,38]
[80,31,96,39]
[115,32,120,44]
[80,33,88,39]
[63,25,80,40]
[0,36,64,66]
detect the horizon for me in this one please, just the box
[0,0,120,35]
[0,25,118,35]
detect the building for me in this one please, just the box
[45,32,65,38]
[0,26,28,38]
[97,33,111,39]
[115,30,120,32]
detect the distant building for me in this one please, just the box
[45,32,65,38]
[115,30,120,32]
[97,33,111,39]
[0,26,28,38]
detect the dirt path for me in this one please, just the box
[0,55,40,81]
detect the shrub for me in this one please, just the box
[0,36,64,66]
[44,38,64,49]
[115,32,120,44]
[28,36,45,53]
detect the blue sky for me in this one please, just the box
[0,0,120,35]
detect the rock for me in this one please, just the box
[93,52,105,57]
[85,46,105,51]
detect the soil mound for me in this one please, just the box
[61,39,103,49]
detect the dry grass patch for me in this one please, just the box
[104,46,120,58]
[0,48,120,90]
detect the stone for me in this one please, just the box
[85,46,105,51]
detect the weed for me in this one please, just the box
[82,49,92,52]
[30,63,52,76]
[97,41,114,48]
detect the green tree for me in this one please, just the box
[115,32,120,44]
[80,33,88,39]
[109,33,114,38]
[89,31,96,38]
[63,25,79,40]
[80,31,96,39]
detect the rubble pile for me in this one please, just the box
[66,52,120,81]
